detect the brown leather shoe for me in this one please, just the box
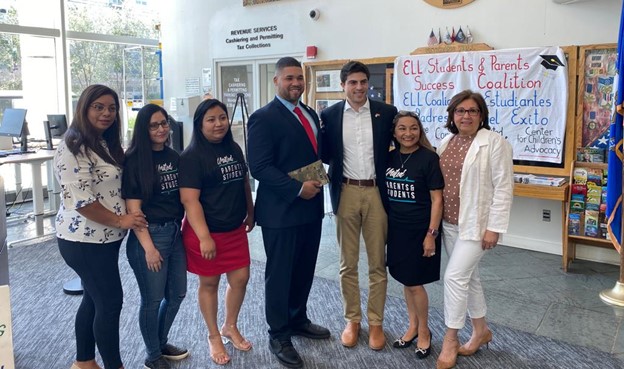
[368,324,386,350]
[341,322,360,348]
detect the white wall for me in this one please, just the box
[160,0,622,264]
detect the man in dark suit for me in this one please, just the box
[248,57,330,369]
[320,61,398,350]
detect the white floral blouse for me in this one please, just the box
[54,141,126,243]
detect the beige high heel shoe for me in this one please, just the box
[436,337,459,369]
[221,324,253,351]
[458,329,493,356]
[208,334,231,365]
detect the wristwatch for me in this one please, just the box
[427,228,439,237]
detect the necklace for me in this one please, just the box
[399,151,414,168]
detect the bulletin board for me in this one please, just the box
[576,43,617,151]
[304,57,394,116]
[303,45,579,178]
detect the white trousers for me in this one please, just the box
[442,221,487,329]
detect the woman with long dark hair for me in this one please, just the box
[122,104,189,369]
[54,84,147,369]
[386,111,443,360]
[179,99,254,365]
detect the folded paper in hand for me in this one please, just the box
[288,160,329,185]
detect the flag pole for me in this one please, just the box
[600,101,624,306]
[600,2,624,306]
[599,224,624,306]
[599,163,624,306]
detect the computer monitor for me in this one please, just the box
[44,114,68,150]
[0,108,29,152]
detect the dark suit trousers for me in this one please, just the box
[262,219,322,341]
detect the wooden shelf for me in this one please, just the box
[568,234,612,247]
[563,160,615,271]
[411,42,492,55]
[572,161,607,170]
[514,183,568,202]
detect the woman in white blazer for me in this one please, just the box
[435,90,513,369]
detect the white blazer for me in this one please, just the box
[437,129,514,241]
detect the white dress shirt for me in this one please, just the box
[342,99,375,180]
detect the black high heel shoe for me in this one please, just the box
[392,333,418,348]
[415,330,432,359]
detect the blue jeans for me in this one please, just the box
[126,220,187,361]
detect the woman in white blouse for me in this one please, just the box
[54,84,147,369]
[435,90,513,369]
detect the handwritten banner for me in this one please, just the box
[394,47,568,164]
[0,285,15,369]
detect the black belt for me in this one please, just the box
[342,177,376,187]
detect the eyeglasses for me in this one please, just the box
[90,103,118,114]
[454,108,480,117]
[149,120,170,131]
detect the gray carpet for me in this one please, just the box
[6,235,624,369]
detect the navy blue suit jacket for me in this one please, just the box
[248,97,324,228]
[320,99,398,215]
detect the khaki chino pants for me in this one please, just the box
[336,183,388,325]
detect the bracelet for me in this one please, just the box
[427,228,439,237]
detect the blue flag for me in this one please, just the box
[606,2,624,252]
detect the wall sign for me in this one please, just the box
[225,25,284,51]
[394,46,568,164]
[423,0,475,9]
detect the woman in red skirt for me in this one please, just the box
[179,99,254,366]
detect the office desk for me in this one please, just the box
[0,150,57,239]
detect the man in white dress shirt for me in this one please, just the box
[320,61,398,350]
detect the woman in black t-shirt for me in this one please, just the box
[179,99,254,366]
[122,104,189,368]
[386,111,444,359]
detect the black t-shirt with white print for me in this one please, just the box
[122,146,184,224]
[178,141,247,233]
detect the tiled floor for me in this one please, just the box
[9,204,624,359]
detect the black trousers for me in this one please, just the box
[58,237,124,369]
[262,219,322,341]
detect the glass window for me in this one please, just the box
[1,0,61,29]
[69,40,126,99]
[259,62,276,108]
[70,41,162,145]
[0,33,58,141]
[67,0,159,39]
[0,33,21,90]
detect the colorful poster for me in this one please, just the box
[0,285,15,369]
[581,49,617,149]
[394,47,568,164]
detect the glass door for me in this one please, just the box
[217,57,299,193]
